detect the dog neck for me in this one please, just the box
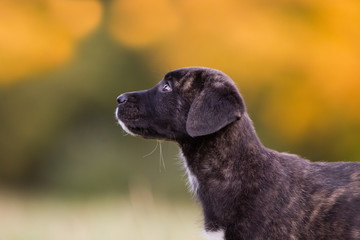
[179,113,267,166]
[178,113,277,195]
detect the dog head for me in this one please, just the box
[115,67,245,141]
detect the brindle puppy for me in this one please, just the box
[115,67,360,240]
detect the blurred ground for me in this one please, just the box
[0,191,201,240]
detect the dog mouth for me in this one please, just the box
[115,107,154,137]
[115,107,139,136]
[115,107,163,139]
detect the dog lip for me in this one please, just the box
[117,115,140,122]
[116,107,139,121]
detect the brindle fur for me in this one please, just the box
[116,67,360,240]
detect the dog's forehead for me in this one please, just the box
[164,68,188,81]
[165,67,230,89]
[164,67,236,103]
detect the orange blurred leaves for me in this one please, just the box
[109,0,180,47]
[0,0,102,83]
[1,0,359,142]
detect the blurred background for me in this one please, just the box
[0,0,359,239]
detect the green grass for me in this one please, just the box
[0,192,203,240]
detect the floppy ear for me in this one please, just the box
[186,83,244,137]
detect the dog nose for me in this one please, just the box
[117,94,128,105]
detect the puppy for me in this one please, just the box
[115,67,360,240]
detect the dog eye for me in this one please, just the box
[162,83,172,92]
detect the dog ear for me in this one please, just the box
[186,82,244,137]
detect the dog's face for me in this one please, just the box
[115,67,245,141]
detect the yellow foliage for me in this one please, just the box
[48,0,102,39]
[1,0,359,141]
[0,0,102,83]
[109,0,180,47]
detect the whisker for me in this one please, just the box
[143,141,159,158]
[159,141,166,172]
